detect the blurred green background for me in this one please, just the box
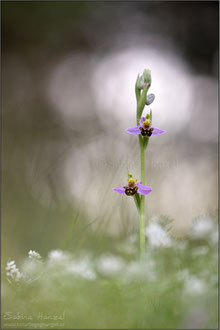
[2,1,218,262]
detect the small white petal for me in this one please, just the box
[145,222,173,248]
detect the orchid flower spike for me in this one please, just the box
[113,177,152,196]
[126,116,166,137]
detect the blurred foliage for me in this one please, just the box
[2,216,218,329]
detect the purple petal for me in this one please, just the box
[126,126,141,135]
[139,117,145,125]
[137,183,152,195]
[151,126,166,135]
[113,187,125,194]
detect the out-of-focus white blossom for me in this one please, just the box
[6,260,22,283]
[190,216,215,239]
[67,258,96,280]
[177,269,207,296]
[47,251,96,280]
[96,254,126,277]
[48,249,70,264]
[28,250,41,261]
[123,259,157,283]
[145,222,173,247]
[22,259,37,274]
[184,275,206,296]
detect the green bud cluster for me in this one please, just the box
[136,69,152,90]
[135,69,153,124]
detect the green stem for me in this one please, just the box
[134,79,151,255]
[139,136,146,184]
[139,136,146,254]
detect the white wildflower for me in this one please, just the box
[96,254,126,277]
[67,258,96,280]
[177,269,206,297]
[47,250,96,280]
[22,258,40,278]
[145,222,173,248]
[190,216,215,239]
[6,260,22,283]
[48,249,70,265]
[28,250,41,261]
[123,259,157,283]
[184,275,206,296]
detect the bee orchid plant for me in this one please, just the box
[113,70,166,254]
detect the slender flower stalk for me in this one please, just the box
[136,70,152,254]
[139,135,146,253]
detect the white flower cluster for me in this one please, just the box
[145,222,173,248]
[48,249,69,263]
[46,250,158,282]
[6,261,22,283]
[47,250,96,280]
[123,258,157,284]
[177,269,206,296]
[67,258,97,281]
[190,216,215,239]
[96,254,126,277]
[184,275,206,296]
[28,250,41,261]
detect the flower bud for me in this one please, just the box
[142,69,151,86]
[136,69,152,90]
[136,75,145,90]
[146,93,155,105]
